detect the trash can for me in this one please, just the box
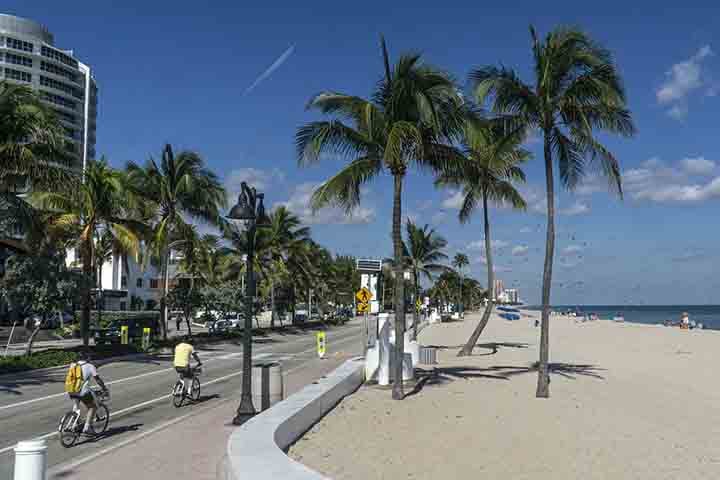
[251,362,283,412]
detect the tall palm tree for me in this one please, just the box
[296,38,466,400]
[452,253,469,317]
[33,159,143,345]
[438,119,528,357]
[403,220,448,339]
[470,26,635,396]
[126,144,227,340]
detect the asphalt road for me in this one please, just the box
[0,319,365,479]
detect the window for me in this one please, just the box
[121,276,127,288]
[150,279,159,289]
[120,302,127,311]
[136,278,143,288]
[53,109,77,124]
[41,46,78,68]
[40,76,83,99]
[3,52,32,67]
[6,37,34,53]
[39,91,76,110]
[40,61,77,83]
[4,68,31,83]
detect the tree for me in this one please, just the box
[296,37,465,400]
[33,159,144,345]
[166,282,202,335]
[403,220,447,339]
[452,253,469,317]
[0,252,82,355]
[437,119,528,357]
[126,144,227,340]
[470,26,635,396]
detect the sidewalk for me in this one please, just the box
[50,352,358,480]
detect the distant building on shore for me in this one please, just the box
[493,279,504,301]
[0,13,98,170]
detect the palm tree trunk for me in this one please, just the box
[159,248,170,341]
[80,236,93,346]
[270,278,276,329]
[391,173,406,400]
[536,133,555,398]
[458,191,494,357]
[412,272,419,340]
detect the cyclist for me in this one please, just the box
[174,336,202,393]
[69,350,108,434]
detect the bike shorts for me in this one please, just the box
[175,366,194,379]
[69,392,96,409]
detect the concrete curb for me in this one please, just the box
[223,357,365,480]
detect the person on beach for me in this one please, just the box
[680,312,690,330]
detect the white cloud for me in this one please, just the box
[657,45,714,119]
[512,245,529,256]
[441,191,465,210]
[431,211,447,224]
[562,245,584,255]
[276,182,376,225]
[679,157,716,175]
[225,167,285,201]
[471,255,511,273]
[519,226,532,234]
[468,239,508,251]
[559,201,590,216]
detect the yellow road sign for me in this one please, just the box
[316,331,326,359]
[416,299,422,311]
[357,302,370,314]
[356,287,373,304]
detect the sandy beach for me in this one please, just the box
[289,310,720,479]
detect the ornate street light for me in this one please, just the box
[226,181,270,424]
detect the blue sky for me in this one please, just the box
[10,1,720,304]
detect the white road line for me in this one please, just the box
[0,328,363,455]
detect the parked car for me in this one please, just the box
[208,318,240,334]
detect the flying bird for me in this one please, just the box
[244,44,296,95]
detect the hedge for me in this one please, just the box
[0,344,141,375]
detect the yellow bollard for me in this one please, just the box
[316,331,326,359]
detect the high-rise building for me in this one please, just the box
[0,14,97,171]
[493,279,504,300]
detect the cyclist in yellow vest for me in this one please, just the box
[174,336,202,391]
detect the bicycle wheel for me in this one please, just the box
[59,411,80,448]
[190,377,201,402]
[92,404,110,434]
[172,380,185,408]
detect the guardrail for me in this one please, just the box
[223,357,365,480]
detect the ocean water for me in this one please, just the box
[526,305,720,330]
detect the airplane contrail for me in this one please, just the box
[243,44,295,95]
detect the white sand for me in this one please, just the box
[289,311,720,479]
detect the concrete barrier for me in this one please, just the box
[223,358,365,480]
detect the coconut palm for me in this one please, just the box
[0,81,75,189]
[437,119,528,357]
[32,159,144,345]
[296,38,466,399]
[126,144,227,340]
[403,220,448,339]
[470,26,635,396]
[452,253,469,317]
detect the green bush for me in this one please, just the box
[0,344,141,375]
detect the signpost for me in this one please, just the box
[120,325,129,345]
[356,287,373,354]
[316,331,326,359]
[356,287,372,304]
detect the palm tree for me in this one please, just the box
[438,119,528,357]
[0,81,75,189]
[470,26,635,396]
[452,253,469,317]
[296,38,465,400]
[33,159,143,345]
[403,220,448,339]
[126,144,227,340]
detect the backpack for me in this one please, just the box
[64,362,84,394]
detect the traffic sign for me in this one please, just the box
[120,325,129,345]
[416,299,422,311]
[356,287,373,304]
[357,302,370,314]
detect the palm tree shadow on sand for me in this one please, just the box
[406,362,605,397]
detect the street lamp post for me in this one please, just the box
[227,181,269,424]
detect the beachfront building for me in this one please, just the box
[0,13,98,171]
[493,279,505,301]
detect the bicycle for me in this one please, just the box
[58,388,110,448]
[172,366,201,407]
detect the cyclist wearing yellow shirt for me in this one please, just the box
[174,336,202,391]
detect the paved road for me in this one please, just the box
[0,319,365,479]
